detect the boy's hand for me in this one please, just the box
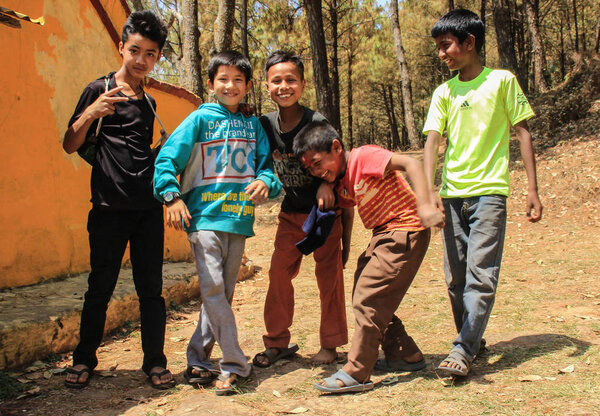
[239,103,255,118]
[526,190,543,222]
[430,191,445,215]
[166,199,191,231]
[316,182,336,210]
[87,86,129,119]
[342,244,351,268]
[418,203,445,229]
[245,180,268,205]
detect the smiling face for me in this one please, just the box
[118,33,161,81]
[207,65,252,113]
[434,32,473,72]
[265,61,306,109]
[299,139,345,183]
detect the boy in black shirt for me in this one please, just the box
[62,10,173,390]
[253,51,353,367]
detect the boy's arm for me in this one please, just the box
[341,207,354,267]
[316,181,336,210]
[63,86,127,154]
[153,115,200,230]
[423,130,444,213]
[386,154,445,228]
[514,120,543,222]
[253,123,282,199]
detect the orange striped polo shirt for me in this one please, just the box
[336,146,424,233]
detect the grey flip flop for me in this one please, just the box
[314,369,374,394]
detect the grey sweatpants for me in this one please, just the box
[186,230,251,377]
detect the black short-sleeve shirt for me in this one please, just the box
[259,107,326,213]
[68,73,160,210]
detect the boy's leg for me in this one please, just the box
[220,232,249,375]
[262,212,306,349]
[381,315,422,363]
[129,206,168,376]
[343,229,430,383]
[72,207,130,373]
[441,198,470,334]
[451,195,507,361]
[444,195,506,362]
[187,305,215,363]
[313,214,348,351]
[188,231,250,377]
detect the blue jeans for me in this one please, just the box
[441,195,507,361]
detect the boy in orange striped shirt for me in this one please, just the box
[294,121,444,394]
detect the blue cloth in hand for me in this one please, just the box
[295,204,337,255]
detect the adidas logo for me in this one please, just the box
[460,100,471,109]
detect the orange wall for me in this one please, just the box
[0,1,198,288]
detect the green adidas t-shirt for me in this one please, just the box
[423,67,534,198]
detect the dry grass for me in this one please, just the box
[1,137,598,416]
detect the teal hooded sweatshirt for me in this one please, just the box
[154,103,281,237]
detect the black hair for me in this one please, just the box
[431,8,485,54]
[207,51,252,83]
[122,10,168,51]
[293,120,344,159]
[264,50,305,80]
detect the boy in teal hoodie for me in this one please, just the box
[154,51,281,395]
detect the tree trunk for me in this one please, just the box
[327,0,342,135]
[580,0,586,51]
[388,85,401,149]
[572,0,579,52]
[303,0,335,126]
[213,0,235,53]
[181,0,203,98]
[480,0,487,65]
[560,20,566,79]
[493,1,519,72]
[129,0,144,11]
[381,85,392,149]
[595,9,600,53]
[241,0,248,58]
[347,48,354,149]
[398,84,408,148]
[391,0,420,149]
[523,0,549,93]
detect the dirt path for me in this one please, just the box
[1,137,598,416]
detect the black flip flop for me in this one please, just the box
[374,358,426,372]
[64,366,92,389]
[184,365,219,386]
[252,343,299,368]
[148,369,176,390]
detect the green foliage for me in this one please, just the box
[127,0,598,149]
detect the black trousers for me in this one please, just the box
[73,205,166,375]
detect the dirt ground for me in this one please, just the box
[1,135,599,416]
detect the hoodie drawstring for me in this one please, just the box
[222,112,234,168]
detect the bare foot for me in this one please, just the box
[438,360,462,370]
[311,347,337,365]
[215,373,238,395]
[65,364,90,385]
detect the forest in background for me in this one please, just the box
[128,0,600,150]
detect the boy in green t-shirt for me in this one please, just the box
[423,9,543,377]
